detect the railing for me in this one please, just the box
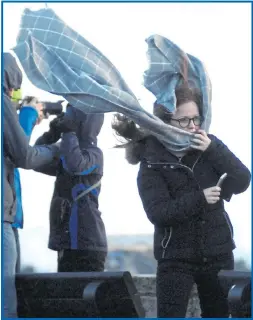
[16,270,251,318]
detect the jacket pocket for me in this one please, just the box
[161,227,173,258]
[223,211,234,239]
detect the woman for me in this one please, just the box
[112,84,251,318]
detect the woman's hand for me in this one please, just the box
[191,129,211,152]
[203,186,221,204]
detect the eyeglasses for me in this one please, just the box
[170,116,203,128]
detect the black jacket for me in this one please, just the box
[137,135,251,263]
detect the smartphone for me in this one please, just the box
[216,173,228,187]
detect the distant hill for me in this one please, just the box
[107,234,153,250]
[19,227,251,273]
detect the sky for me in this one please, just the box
[3,2,252,271]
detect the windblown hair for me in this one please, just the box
[112,114,147,164]
[112,84,202,164]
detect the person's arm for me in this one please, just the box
[33,116,63,176]
[60,132,101,175]
[33,153,60,176]
[203,134,251,201]
[34,115,63,146]
[4,94,58,169]
[137,163,207,228]
[18,105,60,175]
[35,132,57,146]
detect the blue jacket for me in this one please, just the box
[12,106,39,228]
[35,106,107,253]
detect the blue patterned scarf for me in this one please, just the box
[13,8,212,155]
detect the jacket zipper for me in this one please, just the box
[146,152,202,172]
[147,153,204,259]
[161,227,173,258]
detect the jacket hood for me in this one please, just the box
[3,52,22,94]
[66,105,104,147]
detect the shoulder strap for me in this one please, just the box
[73,178,102,202]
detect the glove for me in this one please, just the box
[53,112,78,133]
[49,113,64,130]
[48,114,65,141]
[35,114,64,145]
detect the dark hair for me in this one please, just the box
[153,84,202,123]
[112,84,202,164]
[112,114,146,164]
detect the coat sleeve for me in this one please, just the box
[18,106,59,176]
[4,94,58,169]
[203,135,251,201]
[34,133,60,177]
[137,163,207,227]
[60,132,101,175]
[32,155,60,176]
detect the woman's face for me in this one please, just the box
[170,101,201,133]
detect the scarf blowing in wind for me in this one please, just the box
[13,8,212,156]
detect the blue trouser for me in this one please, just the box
[3,222,18,318]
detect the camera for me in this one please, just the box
[42,100,64,118]
[17,95,64,118]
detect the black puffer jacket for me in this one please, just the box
[137,135,251,263]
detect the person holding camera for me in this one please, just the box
[35,104,107,272]
[3,52,60,318]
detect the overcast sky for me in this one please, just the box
[3,2,251,271]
